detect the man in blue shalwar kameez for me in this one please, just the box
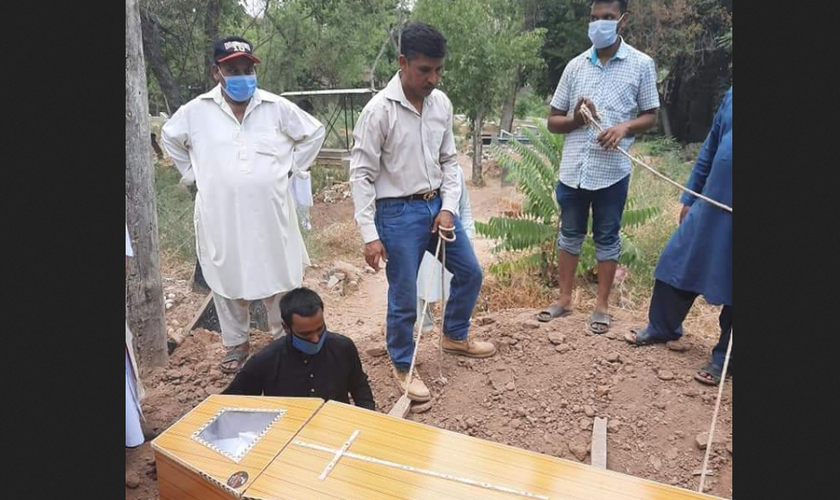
[624,87,732,386]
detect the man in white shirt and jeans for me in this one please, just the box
[350,23,496,403]
[162,37,326,373]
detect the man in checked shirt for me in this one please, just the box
[537,0,660,334]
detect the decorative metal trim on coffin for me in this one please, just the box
[191,407,287,463]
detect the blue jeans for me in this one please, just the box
[555,175,630,262]
[375,195,483,371]
[643,280,733,372]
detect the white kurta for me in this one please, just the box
[126,343,144,447]
[416,166,475,302]
[162,86,326,300]
[126,224,144,447]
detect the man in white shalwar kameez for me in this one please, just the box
[162,37,326,373]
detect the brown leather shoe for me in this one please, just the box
[392,367,432,402]
[442,336,497,358]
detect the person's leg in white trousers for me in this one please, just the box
[214,292,286,348]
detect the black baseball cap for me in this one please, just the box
[213,37,261,64]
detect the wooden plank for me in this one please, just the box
[386,395,411,419]
[186,292,214,333]
[591,417,608,470]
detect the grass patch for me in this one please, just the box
[310,161,349,194]
[154,160,196,277]
[477,268,554,314]
[302,220,363,266]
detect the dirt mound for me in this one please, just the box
[356,309,732,497]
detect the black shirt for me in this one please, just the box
[223,331,375,410]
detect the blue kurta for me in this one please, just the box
[654,88,732,306]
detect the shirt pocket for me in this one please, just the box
[602,73,640,125]
[252,128,291,180]
[254,132,282,157]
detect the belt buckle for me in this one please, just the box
[423,191,436,201]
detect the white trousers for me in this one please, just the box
[214,292,285,347]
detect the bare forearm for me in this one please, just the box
[547,113,581,134]
[624,111,658,136]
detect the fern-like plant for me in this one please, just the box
[476,121,660,281]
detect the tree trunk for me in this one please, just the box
[659,104,673,138]
[370,25,396,89]
[204,0,223,89]
[127,0,168,372]
[500,0,535,135]
[140,9,182,111]
[500,70,520,135]
[471,107,485,187]
[524,0,538,29]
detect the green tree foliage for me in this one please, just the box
[625,0,732,104]
[412,0,545,185]
[142,0,402,105]
[531,0,591,98]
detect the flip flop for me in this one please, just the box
[694,362,724,385]
[220,344,250,374]
[537,303,572,322]
[623,328,671,346]
[588,311,611,334]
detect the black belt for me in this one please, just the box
[378,189,440,203]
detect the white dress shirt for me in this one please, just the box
[350,72,461,243]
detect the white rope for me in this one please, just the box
[438,239,447,384]
[405,237,439,395]
[405,225,456,395]
[579,105,733,214]
[698,328,733,492]
[293,438,550,499]
[437,225,455,384]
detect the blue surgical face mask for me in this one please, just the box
[291,329,327,355]
[588,16,623,49]
[220,72,257,102]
